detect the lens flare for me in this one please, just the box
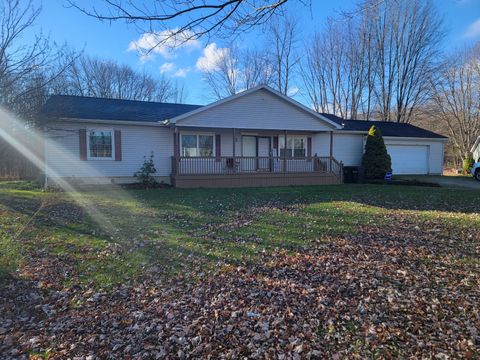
[0,106,142,238]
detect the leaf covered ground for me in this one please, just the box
[0,182,479,359]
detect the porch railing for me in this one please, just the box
[172,156,343,179]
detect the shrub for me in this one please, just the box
[134,152,157,188]
[361,125,392,180]
[462,154,475,174]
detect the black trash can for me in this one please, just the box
[343,166,360,183]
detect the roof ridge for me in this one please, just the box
[344,119,422,125]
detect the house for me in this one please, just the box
[42,85,447,188]
[471,137,480,163]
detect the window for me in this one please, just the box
[87,130,114,159]
[199,135,214,156]
[279,136,306,158]
[181,134,214,157]
[181,134,197,156]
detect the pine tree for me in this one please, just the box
[362,125,392,179]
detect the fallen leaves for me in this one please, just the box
[1,211,479,359]
[1,186,480,359]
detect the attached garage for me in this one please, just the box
[387,145,429,175]
[319,115,448,176]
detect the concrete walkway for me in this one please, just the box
[400,175,480,190]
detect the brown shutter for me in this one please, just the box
[273,136,279,156]
[215,134,221,161]
[307,136,312,161]
[114,130,122,161]
[79,129,87,161]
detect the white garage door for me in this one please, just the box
[387,145,429,175]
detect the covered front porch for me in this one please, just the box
[170,127,343,188]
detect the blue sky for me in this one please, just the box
[30,0,480,104]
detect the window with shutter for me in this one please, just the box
[86,129,115,160]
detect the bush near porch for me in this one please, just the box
[1,181,479,358]
[362,125,392,179]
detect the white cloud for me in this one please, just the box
[287,86,300,97]
[160,62,175,74]
[159,63,191,78]
[174,67,191,78]
[464,18,480,38]
[128,29,200,60]
[139,53,155,63]
[196,43,230,72]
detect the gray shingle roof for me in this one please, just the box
[41,95,446,139]
[321,113,447,139]
[42,95,203,123]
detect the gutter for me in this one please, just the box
[44,117,170,127]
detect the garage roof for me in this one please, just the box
[320,113,447,139]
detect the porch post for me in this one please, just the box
[173,127,180,176]
[329,131,333,172]
[283,130,287,173]
[232,128,236,173]
[176,129,180,158]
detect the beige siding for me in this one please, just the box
[333,134,365,166]
[45,122,173,184]
[177,89,335,131]
[313,133,365,166]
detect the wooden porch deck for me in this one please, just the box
[171,156,343,188]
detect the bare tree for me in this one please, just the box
[301,0,443,123]
[69,0,312,52]
[430,44,480,163]
[301,16,373,119]
[371,0,443,123]
[52,55,183,102]
[201,46,273,100]
[0,0,75,179]
[268,16,300,95]
[0,0,72,111]
[170,81,188,104]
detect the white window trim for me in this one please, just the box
[280,135,307,157]
[86,128,115,160]
[180,132,216,157]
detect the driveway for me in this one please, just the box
[400,175,480,190]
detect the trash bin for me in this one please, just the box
[343,166,360,183]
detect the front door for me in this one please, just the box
[241,136,257,172]
[257,137,271,171]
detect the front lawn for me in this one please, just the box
[1,182,479,358]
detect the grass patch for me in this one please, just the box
[0,181,479,287]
